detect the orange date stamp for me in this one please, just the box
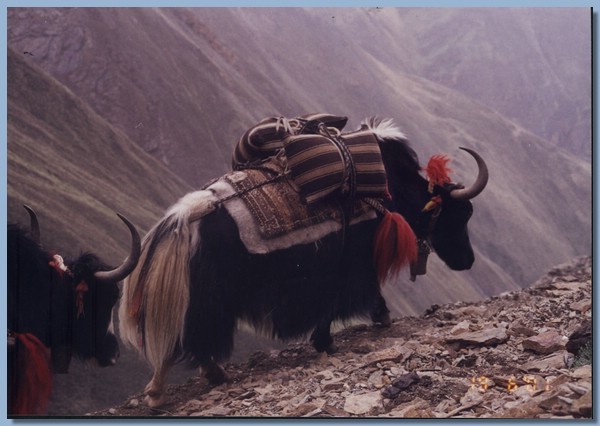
[470,375,551,394]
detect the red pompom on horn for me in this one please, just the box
[425,154,452,192]
[373,211,417,284]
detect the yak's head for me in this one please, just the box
[364,118,488,277]
[24,207,141,372]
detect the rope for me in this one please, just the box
[190,172,287,223]
[217,172,287,205]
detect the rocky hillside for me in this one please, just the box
[91,256,592,419]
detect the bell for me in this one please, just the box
[410,241,431,281]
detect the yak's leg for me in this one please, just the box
[310,319,337,354]
[144,362,172,408]
[201,358,229,385]
[370,293,392,327]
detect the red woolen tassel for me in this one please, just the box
[425,154,452,192]
[373,211,418,284]
[10,333,53,416]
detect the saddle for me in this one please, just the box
[215,113,416,278]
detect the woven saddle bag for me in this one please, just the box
[232,113,388,205]
[283,125,388,204]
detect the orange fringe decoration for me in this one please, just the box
[373,211,417,284]
[425,155,452,192]
[9,333,53,416]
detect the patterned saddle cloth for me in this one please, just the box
[207,157,377,254]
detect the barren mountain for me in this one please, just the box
[7,7,591,298]
[7,46,192,263]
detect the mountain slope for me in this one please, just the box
[7,8,591,312]
[7,45,192,264]
[385,8,591,159]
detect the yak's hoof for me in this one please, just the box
[144,393,167,408]
[325,343,338,355]
[313,340,338,355]
[371,311,392,327]
[204,365,229,385]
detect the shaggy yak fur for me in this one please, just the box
[8,212,140,416]
[119,117,488,407]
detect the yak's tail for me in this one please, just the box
[118,190,217,372]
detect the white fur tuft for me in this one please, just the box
[361,117,407,141]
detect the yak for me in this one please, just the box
[7,206,141,416]
[119,117,488,407]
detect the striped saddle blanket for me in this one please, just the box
[231,113,388,205]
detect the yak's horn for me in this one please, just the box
[449,147,489,200]
[23,205,40,244]
[94,213,141,283]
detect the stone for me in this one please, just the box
[446,327,509,347]
[291,403,319,417]
[569,299,591,313]
[367,370,386,388]
[322,404,349,417]
[254,383,275,395]
[509,325,537,337]
[550,282,588,291]
[450,320,471,335]
[455,306,488,317]
[519,351,570,371]
[570,391,592,417]
[522,330,567,355]
[199,406,232,416]
[361,344,412,365]
[386,397,431,417]
[329,357,343,369]
[571,365,592,379]
[343,391,382,415]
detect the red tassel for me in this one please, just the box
[10,333,53,416]
[425,155,452,192]
[373,211,417,284]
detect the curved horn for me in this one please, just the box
[449,147,489,200]
[23,204,40,244]
[94,213,141,283]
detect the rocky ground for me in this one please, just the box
[91,256,592,419]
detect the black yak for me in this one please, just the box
[8,206,141,416]
[119,117,488,407]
